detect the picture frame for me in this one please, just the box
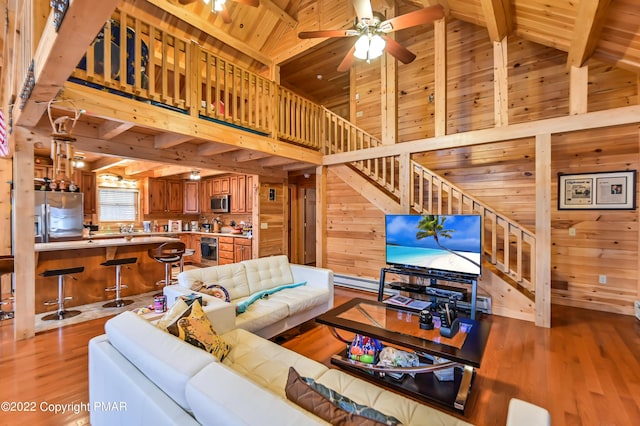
[558,170,637,210]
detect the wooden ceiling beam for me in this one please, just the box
[479,0,513,42]
[12,0,120,127]
[261,0,297,29]
[142,0,273,67]
[154,132,194,149]
[27,124,287,177]
[567,0,612,69]
[197,143,240,156]
[98,121,134,140]
[90,157,131,172]
[257,156,297,167]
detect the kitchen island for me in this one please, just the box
[34,237,179,314]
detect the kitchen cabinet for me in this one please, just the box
[246,175,254,213]
[145,178,183,214]
[218,236,235,265]
[34,165,52,179]
[212,177,230,195]
[183,181,200,214]
[80,171,97,215]
[200,178,213,213]
[230,175,246,213]
[234,237,252,262]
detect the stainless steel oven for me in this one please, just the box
[200,237,218,266]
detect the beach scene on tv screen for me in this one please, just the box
[385,215,482,275]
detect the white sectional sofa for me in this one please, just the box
[163,255,334,339]
[89,310,472,426]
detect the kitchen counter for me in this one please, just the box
[87,231,251,239]
[36,236,180,252]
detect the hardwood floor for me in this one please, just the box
[1,287,638,425]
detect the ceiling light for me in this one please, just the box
[71,156,85,168]
[190,170,201,180]
[354,35,370,60]
[368,35,385,60]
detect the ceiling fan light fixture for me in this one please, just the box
[369,34,385,59]
[354,35,370,60]
[214,0,225,11]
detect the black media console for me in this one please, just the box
[377,267,479,320]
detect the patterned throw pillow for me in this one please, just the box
[175,300,230,361]
[199,284,231,303]
[155,298,190,332]
[285,367,402,426]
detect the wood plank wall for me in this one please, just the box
[333,18,640,315]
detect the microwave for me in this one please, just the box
[211,194,230,213]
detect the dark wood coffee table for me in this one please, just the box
[315,297,491,413]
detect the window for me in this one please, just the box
[98,188,139,222]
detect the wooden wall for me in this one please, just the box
[256,176,288,258]
[325,168,385,278]
[0,158,11,300]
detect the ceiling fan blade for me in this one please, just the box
[379,5,445,33]
[298,30,359,39]
[178,0,198,4]
[337,45,356,72]
[381,35,416,64]
[352,0,373,23]
[234,0,260,6]
[220,8,232,24]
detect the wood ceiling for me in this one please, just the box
[12,0,640,179]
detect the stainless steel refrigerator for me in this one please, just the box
[35,192,84,243]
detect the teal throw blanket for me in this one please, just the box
[235,281,307,314]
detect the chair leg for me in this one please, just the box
[42,275,81,321]
[103,265,133,308]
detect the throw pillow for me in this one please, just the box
[155,298,190,332]
[199,284,231,303]
[285,367,401,426]
[176,300,230,361]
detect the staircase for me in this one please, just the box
[322,109,536,301]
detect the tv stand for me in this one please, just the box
[378,267,479,320]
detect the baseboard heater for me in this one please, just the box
[333,273,492,315]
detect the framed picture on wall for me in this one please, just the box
[558,170,637,210]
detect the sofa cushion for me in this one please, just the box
[235,281,307,314]
[175,301,230,361]
[221,328,329,396]
[179,262,250,300]
[285,367,399,426]
[263,284,331,316]
[314,369,472,426]
[242,255,294,293]
[104,311,216,411]
[186,362,328,426]
[233,297,290,334]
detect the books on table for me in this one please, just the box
[385,294,431,312]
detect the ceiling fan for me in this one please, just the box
[298,0,444,72]
[178,0,259,24]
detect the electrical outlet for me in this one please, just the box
[569,228,576,236]
[356,111,364,118]
[598,275,607,285]
[260,222,268,229]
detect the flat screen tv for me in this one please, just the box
[385,214,482,278]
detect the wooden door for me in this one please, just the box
[183,181,200,214]
[303,188,316,265]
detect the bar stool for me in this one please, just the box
[102,257,137,308]
[148,242,186,287]
[40,266,85,321]
[0,255,14,321]
[180,248,196,272]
